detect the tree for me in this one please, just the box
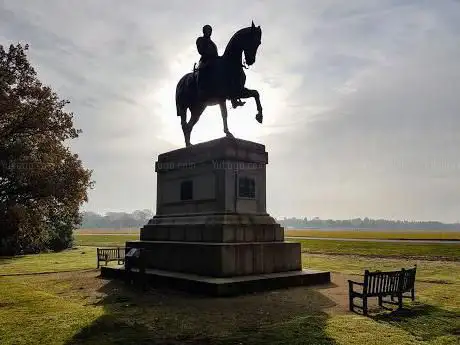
[0,43,93,255]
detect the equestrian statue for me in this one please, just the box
[176,21,263,147]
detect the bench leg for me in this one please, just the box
[398,294,403,309]
[349,295,354,312]
[363,297,368,316]
[411,288,415,301]
[378,296,383,307]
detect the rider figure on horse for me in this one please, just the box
[196,24,218,66]
[195,25,245,109]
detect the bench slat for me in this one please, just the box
[383,274,387,293]
[366,271,403,296]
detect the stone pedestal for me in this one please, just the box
[103,137,330,295]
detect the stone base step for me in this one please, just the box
[126,240,301,277]
[100,266,331,297]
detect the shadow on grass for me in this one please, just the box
[372,302,460,342]
[0,256,21,265]
[65,277,338,345]
[0,256,25,275]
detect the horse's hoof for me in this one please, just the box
[256,113,263,124]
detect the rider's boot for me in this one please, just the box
[231,98,246,108]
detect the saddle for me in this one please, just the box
[193,58,245,107]
[194,57,221,96]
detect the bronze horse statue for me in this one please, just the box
[176,22,263,147]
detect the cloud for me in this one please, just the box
[264,2,460,221]
[1,0,460,221]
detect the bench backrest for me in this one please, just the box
[364,270,402,296]
[97,247,124,260]
[364,266,416,296]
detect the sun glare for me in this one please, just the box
[144,48,286,148]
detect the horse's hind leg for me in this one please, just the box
[219,101,234,138]
[177,104,191,147]
[185,104,206,146]
[239,88,263,123]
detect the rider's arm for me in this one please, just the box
[196,37,206,55]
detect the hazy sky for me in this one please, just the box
[2,0,460,222]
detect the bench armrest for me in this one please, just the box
[348,280,364,286]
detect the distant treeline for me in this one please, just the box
[278,217,460,230]
[79,210,153,229]
[80,211,460,230]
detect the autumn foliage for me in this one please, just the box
[0,43,93,255]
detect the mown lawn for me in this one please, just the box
[74,234,138,247]
[75,228,460,241]
[0,276,103,345]
[0,243,459,345]
[0,247,97,275]
[303,254,460,287]
[285,229,460,241]
[74,234,460,261]
[75,228,140,235]
[298,239,459,261]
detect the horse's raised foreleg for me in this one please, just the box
[219,101,234,138]
[239,88,263,123]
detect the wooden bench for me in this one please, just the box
[96,247,126,268]
[348,265,417,315]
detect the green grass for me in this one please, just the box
[74,234,460,261]
[75,228,460,241]
[0,247,97,275]
[1,235,459,344]
[285,229,460,240]
[326,308,459,345]
[303,254,460,286]
[0,277,103,345]
[74,234,138,247]
[75,228,140,234]
[0,249,458,344]
[298,239,459,261]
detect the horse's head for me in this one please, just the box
[242,21,262,66]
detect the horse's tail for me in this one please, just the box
[176,73,193,119]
